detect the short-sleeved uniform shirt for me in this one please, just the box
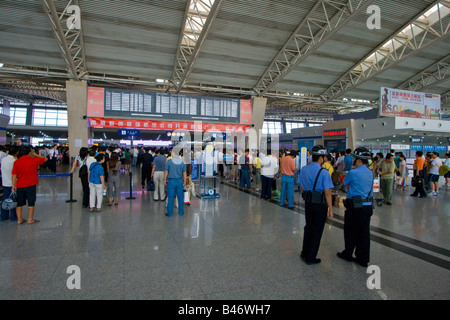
[165,157,186,179]
[343,165,374,200]
[12,156,47,188]
[298,162,334,193]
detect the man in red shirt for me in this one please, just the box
[12,146,47,224]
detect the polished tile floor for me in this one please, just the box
[0,166,449,300]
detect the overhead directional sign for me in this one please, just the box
[118,129,140,137]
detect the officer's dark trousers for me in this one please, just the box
[301,202,327,261]
[342,205,373,264]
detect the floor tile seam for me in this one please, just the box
[36,254,66,300]
[206,286,259,298]
[332,213,450,257]
[158,239,210,295]
[0,254,66,294]
[329,218,450,270]
[365,226,450,264]
[223,179,447,246]
[121,268,207,297]
[221,181,450,268]
[369,232,450,270]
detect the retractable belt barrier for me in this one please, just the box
[0,174,70,178]
[1,171,137,203]
[0,173,77,203]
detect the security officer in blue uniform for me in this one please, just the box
[298,145,334,265]
[337,147,374,267]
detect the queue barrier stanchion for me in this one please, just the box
[66,172,77,203]
[126,171,136,200]
[1,173,77,203]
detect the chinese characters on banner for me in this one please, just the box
[380,87,441,119]
[88,118,250,133]
[240,100,252,125]
[323,130,347,137]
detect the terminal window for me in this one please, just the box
[32,109,68,127]
[8,107,27,126]
[263,121,283,135]
[285,122,305,133]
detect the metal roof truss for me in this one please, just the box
[41,0,87,80]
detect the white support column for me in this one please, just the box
[66,80,89,158]
[251,97,267,149]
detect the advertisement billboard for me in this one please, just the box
[240,100,252,125]
[87,87,105,117]
[380,87,440,119]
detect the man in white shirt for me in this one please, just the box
[86,149,97,177]
[429,152,442,196]
[217,149,224,177]
[48,144,59,173]
[132,147,139,166]
[0,146,8,165]
[260,149,279,200]
[1,146,19,221]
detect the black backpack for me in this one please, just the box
[79,159,88,178]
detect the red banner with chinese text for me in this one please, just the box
[89,118,250,133]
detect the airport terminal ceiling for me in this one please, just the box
[0,0,449,120]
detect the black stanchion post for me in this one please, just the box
[126,171,136,200]
[66,172,77,203]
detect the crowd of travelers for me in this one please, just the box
[0,142,448,227]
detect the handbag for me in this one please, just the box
[184,189,190,204]
[411,176,422,187]
[439,164,449,176]
[2,191,18,210]
[147,178,155,191]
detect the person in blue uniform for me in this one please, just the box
[164,150,187,217]
[337,147,374,267]
[298,145,334,265]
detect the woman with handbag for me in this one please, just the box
[71,147,90,208]
[396,154,408,191]
[410,151,426,198]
